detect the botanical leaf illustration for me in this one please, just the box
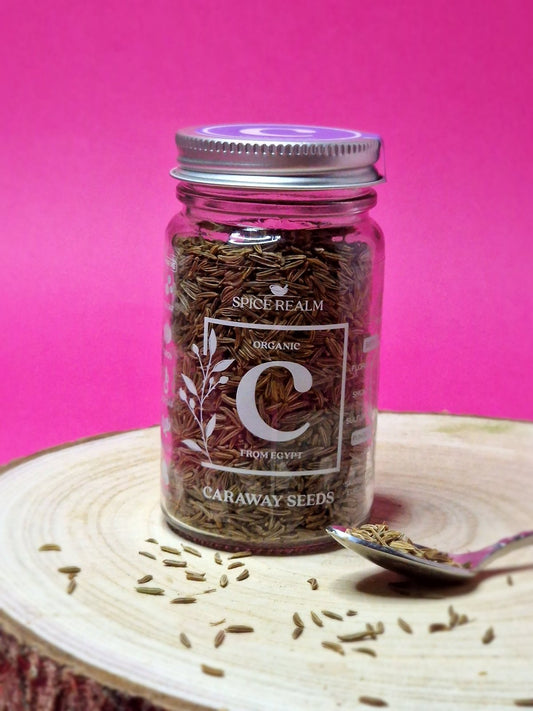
[182,373,197,396]
[205,414,216,440]
[209,328,217,356]
[212,358,234,372]
[183,439,203,452]
[180,335,233,463]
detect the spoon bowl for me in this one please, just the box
[326,525,533,584]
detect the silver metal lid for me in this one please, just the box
[171,124,384,190]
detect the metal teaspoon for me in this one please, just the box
[326,525,533,583]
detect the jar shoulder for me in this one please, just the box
[166,210,193,238]
[167,211,384,244]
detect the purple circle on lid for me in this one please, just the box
[196,124,373,142]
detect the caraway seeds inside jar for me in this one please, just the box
[161,124,385,553]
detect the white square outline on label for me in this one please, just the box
[201,318,349,477]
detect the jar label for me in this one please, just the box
[180,317,349,476]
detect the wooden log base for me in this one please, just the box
[0,626,168,711]
[1,414,532,711]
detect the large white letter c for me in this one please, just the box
[235,361,312,442]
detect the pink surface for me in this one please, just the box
[1,0,532,464]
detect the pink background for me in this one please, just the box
[1,0,532,465]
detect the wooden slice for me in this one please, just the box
[1,414,532,710]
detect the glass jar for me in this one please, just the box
[161,124,385,553]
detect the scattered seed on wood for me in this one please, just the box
[338,631,375,642]
[219,574,228,588]
[482,627,495,644]
[225,625,254,633]
[236,569,249,581]
[136,587,165,595]
[186,571,206,581]
[201,664,224,677]
[321,641,345,655]
[67,579,76,595]
[311,611,323,627]
[448,606,459,628]
[322,610,343,621]
[358,696,388,707]
[447,605,469,627]
[163,559,187,567]
[214,552,223,565]
[346,610,358,616]
[145,538,158,544]
[292,627,303,639]
[507,574,514,586]
[179,632,191,648]
[398,618,413,634]
[39,544,61,552]
[200,588,217,594]
[137,574,153,584]
[160,545,181,555]
[514,700,533,707]
[228,551,252,559]
[307,577,318,590]
[214,630,226,648]
[210,618,226,627]
[170,596,197,604]
[139,551,156,560]
[58,566,81,575]
[375,621,385,635]
[429,623,449,633]
[227,561,244,569]
[293,612,304,628]
[365,624,377,640]
[354,647,377,657]
[182,545,202,557]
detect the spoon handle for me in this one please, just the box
[454,530,533,569]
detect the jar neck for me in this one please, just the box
[176,182,377,228]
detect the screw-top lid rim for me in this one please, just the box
[172,123,384,189]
